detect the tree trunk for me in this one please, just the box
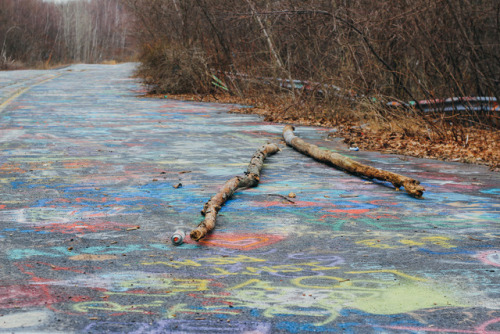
[283,125,424,198]
[190,143,280,241]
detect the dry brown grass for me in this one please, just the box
[0,58,25,71]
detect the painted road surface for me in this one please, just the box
[0,64,499,333]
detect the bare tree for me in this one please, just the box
[0,0,133,69]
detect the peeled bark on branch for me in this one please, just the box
[283,125,424,198]
[190,143,280,241]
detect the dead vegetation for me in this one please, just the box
[138,42,212,95]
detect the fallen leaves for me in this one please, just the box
[333,125,499,169]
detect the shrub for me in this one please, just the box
[137,42,212,95]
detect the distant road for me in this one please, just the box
[0,63,499,333]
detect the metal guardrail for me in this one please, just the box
[216,72,499,114]
[387,97,499,113]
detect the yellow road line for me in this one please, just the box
[0,73,63,112]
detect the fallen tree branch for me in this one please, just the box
[190,143,280,241]
[283,125,424,198]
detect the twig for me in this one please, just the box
[267,194,296,203]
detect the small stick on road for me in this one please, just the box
[267,194,295,203]
[283,125,424,198]
[190,143,280,241]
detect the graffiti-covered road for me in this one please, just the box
[0,64,499,333]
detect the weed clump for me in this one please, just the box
[137,43,211,95]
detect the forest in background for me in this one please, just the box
[1,0,133,69]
